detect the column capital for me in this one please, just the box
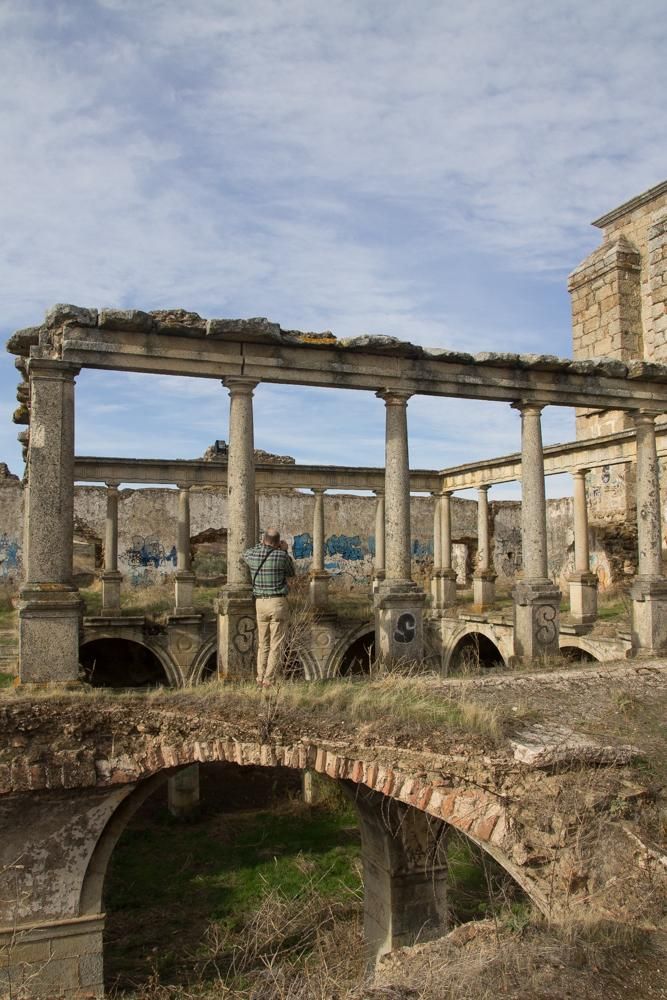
[571,467,588,480]
[222,376,258,395]
[376,389,412,406]
[478,484,491,495]
[632,409,657,428]
[311,487,327,496]
[510,400,544,416]
[105,480,120,491]
[176,482,192,492]
[28,358,81,381]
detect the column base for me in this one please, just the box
[174,571,196,615]
[375,580,427,664]
[431,569,457,610]
[512,580,561,662]
[309,571,330,609]
[18,585,83,685]
[630,577,667,655]
[101,570,122,616]
[473,571,496,612]
[568,571,598,625]
[217,584,256,681]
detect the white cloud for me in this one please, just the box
[0,0,663,480]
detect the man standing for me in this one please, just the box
[243,528,295,686]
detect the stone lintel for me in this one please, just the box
[9,308,667,413]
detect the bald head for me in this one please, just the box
[263,528,281,547]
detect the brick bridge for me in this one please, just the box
[0,687,649,998]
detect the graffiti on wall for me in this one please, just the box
[0,534,20,578]
[292,533,313,560]
[394,612,417,644]
[125,536,177,570]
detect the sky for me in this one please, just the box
[1,0,666,500]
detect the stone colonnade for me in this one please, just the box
[16,356,667,683]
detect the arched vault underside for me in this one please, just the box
[0,689,654,998]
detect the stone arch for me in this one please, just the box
[325,621,375,677]
[559,638,600,662]
[79,636,180,688]
[289,645,319,681]
[74,739,547,917]
[79,773,168,917]
[2,733,567,996]
[189,636,219,683]
[443,624,510,674]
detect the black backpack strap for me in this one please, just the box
[252,548,275,587]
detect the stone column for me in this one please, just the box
[218,378,258,679]
[439,490,458,607]
[430,492,442,608]
[568,469,598,625]
[511,403,561,661]
[101,481,122,615]
[174,485,195,614]
[473,485,496,610]
[372,489,386,594]
[630,411,667,654]
[255,493,261,543]
[168,764,200,819]
[19,359,82,684]
[374,391,425,662]
[347,785,449,964]
[309,488,330,608]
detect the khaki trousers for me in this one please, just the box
[255,596,289,682]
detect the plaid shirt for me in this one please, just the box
[243,544,295,597]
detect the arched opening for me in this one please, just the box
[82,758,536,997]
[98,763,363,995]
[339,631,375,676]
[560,644,598,663]
[80,638,170,688]
[449,631,504,672]
[200,649,218,680]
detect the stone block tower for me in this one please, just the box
[569,180,667,521]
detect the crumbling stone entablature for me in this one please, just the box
[438,424,667,491]
[8,302,667,414]
[73,456,442,493]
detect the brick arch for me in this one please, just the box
[72,737,549,918]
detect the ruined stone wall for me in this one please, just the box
[71,487,479,591]
[0,477,639,596]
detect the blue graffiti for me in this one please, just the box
[126,536,177,569]
[412,539,434,558]
[292,532,313,559]
[325,535,364,561]
[0,535,20,577]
